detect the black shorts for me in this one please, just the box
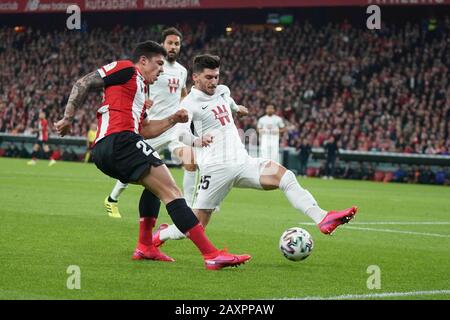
[92,131,164,184]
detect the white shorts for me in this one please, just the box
[145,129,185,155]
[193,156,270,210]
[259,142,280,163]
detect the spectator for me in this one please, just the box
[0,17,449,157]
[435,167,447,185]
[296,138,312,177]
[323,135,339,179]
[392,165,407,183]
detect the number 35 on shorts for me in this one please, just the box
[136,141,161,159]
[199,175,211,190]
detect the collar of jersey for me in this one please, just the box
[191,85,229,102]
[135,68,149,85]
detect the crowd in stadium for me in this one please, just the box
[0,16,449,156]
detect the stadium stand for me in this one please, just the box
[1,17,449,155]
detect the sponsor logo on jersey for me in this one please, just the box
[168,78,180,94]
[212,105,231,126]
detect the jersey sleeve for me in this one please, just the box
[257,117,263,129]
[218,85,239,112]
[182,67,188,90]
[228,96,239,113]
[277,117,285,128]
[97,60,135,87]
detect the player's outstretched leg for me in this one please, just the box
[104,180,128,218]
[174,146,198,207]
[153,223,185,247]
[140,165,251,270]
[153,208,212,247]
[260,161,358,235]
[132,189,174,262]
[182,168,197,207]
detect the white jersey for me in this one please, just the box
[178,85,245,169]
[257,114,284,162]
[147,59,187,121]
[257,114,285,144]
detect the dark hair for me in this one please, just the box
[132,40,167,63]
[193,54,221,73]
[161,27,183,43]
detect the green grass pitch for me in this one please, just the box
[1,157,449,300]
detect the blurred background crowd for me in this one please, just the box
[0,7,449,184]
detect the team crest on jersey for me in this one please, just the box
[212,105,231,126]
[168,78,180,94]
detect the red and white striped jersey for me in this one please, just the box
[38,118,48,142]
[94,60,148,144]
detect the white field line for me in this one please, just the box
[342,226,450,238]
[299,222,450,225]
[297,221,450,238]
[278,290,450,300]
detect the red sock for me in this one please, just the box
[138,217,156,247]
[186,223,218,256]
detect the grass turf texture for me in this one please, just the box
[0,158,449,300]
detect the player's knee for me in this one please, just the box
[183,163,197,172]
[262,160,285,177]
[175,146,195,165]
[279,170,298,191]
[160,184,183,203]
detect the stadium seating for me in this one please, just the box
[0,17,449,156]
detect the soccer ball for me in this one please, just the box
[279,227,314,261]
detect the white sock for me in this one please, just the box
[110,180,128,201]
[183,170,197,207]
[279,170,327,224]
[159,224,186,241]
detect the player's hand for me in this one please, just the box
[144,99,153,109]
[236,105,249,117]
[54,118,72,137]
[171,109,189,124]
[194,134,214,147]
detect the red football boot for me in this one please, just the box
[132,244,175,262]
[318,206,358,235]
[203,249,251,270]
[152,223,169,248]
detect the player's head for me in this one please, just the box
[161,27,182,63]
[38,110,46,119]
[132,40,167,84]
[90,122,97,131]
[266,104,275,116]
[192,54,220,96]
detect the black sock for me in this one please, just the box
[139,189,160,218]
[166,198,198,234]
[108,196,118,203]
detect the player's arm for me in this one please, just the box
[257,119,265,135]
[180,87,188,101]
[236,105,249,117]
[278,117,287,135]
[55,71,104,136]
[140,109,189,139]
[228,95,248,117]
[175,107,213,148]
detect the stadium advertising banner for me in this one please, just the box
[1,0,449,13]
